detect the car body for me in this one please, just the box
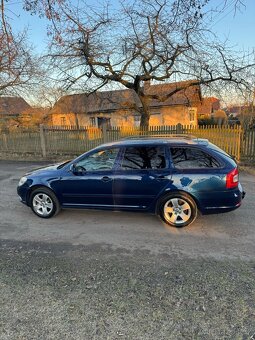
[17,136,245,227]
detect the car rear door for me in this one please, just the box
[112,145,172,210]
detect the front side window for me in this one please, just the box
[121,146,166,170]
[76,148,119,171]
[170,147,220,169]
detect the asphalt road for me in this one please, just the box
[1,160,255,260]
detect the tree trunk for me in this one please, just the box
[139,95,151,131]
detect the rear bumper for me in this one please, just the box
[198,183,245,215]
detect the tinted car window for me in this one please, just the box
[76,148,119,171]
[121,146,166,170]
[170,147,220,169]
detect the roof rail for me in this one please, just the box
[122,134,198,140]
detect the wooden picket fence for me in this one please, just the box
[0,124,254,164]
[241,129,255,163]
[39,124,242,161]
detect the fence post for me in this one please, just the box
[237,125,242,163]
[102,123,107,143]
[2,133,8,151]
[39,124,47,157]
[176,123,182,134]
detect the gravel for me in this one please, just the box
[1,239,255,340]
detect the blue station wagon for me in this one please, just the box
[17,136,245,227]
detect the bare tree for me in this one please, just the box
[30,81,68,109]
[24,0,255,129]
[0,0,41,96]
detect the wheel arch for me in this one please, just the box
[26,185,56,206]
[155,189,200,214]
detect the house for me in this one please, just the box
[0,96,31,123]
[197,97,220,119]
[226,105,247,117]
[19,107,50,128]
[50,80,202,127]
[0,96,32,130]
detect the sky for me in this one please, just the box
[208,0,255,51]
[4,0,255,106]
[6,0,255,54]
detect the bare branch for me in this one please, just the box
[23,0,255,128]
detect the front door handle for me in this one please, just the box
[101,176,112,182]
[156,175,169,181]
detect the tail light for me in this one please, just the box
[226,167,239,189]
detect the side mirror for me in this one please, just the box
[70,163,86,176]
[69,164,75,173]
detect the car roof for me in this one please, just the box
[97,135,209,149]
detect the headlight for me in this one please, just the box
[18,176,27,186]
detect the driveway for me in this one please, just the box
[0,160,255,260]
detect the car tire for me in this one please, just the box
[158,192,197,228]
[29,187,60,218]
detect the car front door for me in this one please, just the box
[57,147,120,208]
[112,145,172,210]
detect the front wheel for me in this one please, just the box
[158,192,197,228]
[30,187,60,218]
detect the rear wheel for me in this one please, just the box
[158,192,197,228]
[30,187,60,218]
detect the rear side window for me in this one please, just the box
[121,146,166,170]
[170,147,220,169]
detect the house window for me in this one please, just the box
[90,117,97,127]
[134,115,140,127]
[189,109,195,122]
[97,117,111,129]
[60,117,66,125]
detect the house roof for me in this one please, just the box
[51,80,202,115]
[0,97,31,116]
[197,97,220,115]
[227,106,247,114]
[145,80,201,107]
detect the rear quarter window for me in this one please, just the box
[170,147,221,169]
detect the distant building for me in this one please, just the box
[0,97,31,124]
[50,80,202,127]
[197,97,220,119]
[227,105,247,117]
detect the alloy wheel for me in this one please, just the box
[32,193,54,217]
[163,197,192,225]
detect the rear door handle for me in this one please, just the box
[101,176,112,182]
